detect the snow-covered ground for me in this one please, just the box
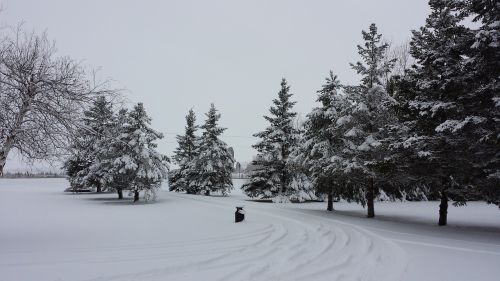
[0,178,499,281]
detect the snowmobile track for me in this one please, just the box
[80,192,407,281]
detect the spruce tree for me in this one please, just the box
[287,125,317,203]
[169,109,199,194]
[190,104,234,195]
[243,79,311,202]
[81,96,115,193]
[87,108,131,199]
[395,0,475,225]
[297,71,351,210]
[464,0,500,205]
[63,154,88,191]
[64,96,114,192]
[343,23,397,218]
[108,103,169,202]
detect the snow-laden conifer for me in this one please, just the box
[86,108,131,199]
[169,109,199,194]
[190,104,234,195]
[464,0,500,205]
[296,71,352,209]
[342,23,397,218]
[107,103,169,202]
[64,96,114,192]
[244,79,314,202]
[394,0,478,224]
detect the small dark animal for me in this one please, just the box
[235,207,245,223]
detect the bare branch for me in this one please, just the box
[0,27,119,175]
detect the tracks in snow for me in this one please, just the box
[81,192,407,281]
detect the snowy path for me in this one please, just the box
[290,202,500,281]
[1,178,499,281]
[63,191,408,281]
[137,192,408,281]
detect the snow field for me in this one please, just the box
[164,192,407,281]
[1,178,499,281]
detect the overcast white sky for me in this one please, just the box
[1,0,430,171]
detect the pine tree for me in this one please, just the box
[108,103,169,202]
[297,71,351,210]
[243,79,311,202]
[394,0,476,225]
[190,104,234,195]
[81,96,115,193]
[464,0,500,205]
[343,23,397,218]
[87,108,131,199]
[169,109,199,194]
[286,124,317,203]
[64,96,114,192]
[63,155,88,191]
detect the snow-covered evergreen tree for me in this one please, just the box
[105,103,169,202]
[189,104,234,195]
[64,96,114,192]
[296,71,352,209]
[243,79,314,202]
[80,96,115,193]
[169,109,199,194]
[286,124,317,203]
[394,0,476,225]
[343,23,397,218]
[63,154,89,191]
[464,0,500,205]
[86,108,131,199]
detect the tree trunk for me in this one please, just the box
[205,190,210,196]
[438,189,448,226]
[327,190,334,211]
[134,190,140,202]
[117,189,123,199]
[0,134,17,177]
[0,97,33,177]
[367,178,375,218]
[96,185,102,193]
[0,153,7,177]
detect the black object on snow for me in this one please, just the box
[235,207,245,223]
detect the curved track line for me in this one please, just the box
[80,192,408,281]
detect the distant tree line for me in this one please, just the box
[1,171,65,178]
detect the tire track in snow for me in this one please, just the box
[391,238,500,256]
[275,206,408,281]
[80,192,407,281]
[0,225,275,257]
[82,224,279,281]
[175,192,408,281]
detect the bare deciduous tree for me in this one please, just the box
[390,40,414,78]
[381,40,414,88]
[384,38,415,80]
[0,27,111,175]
